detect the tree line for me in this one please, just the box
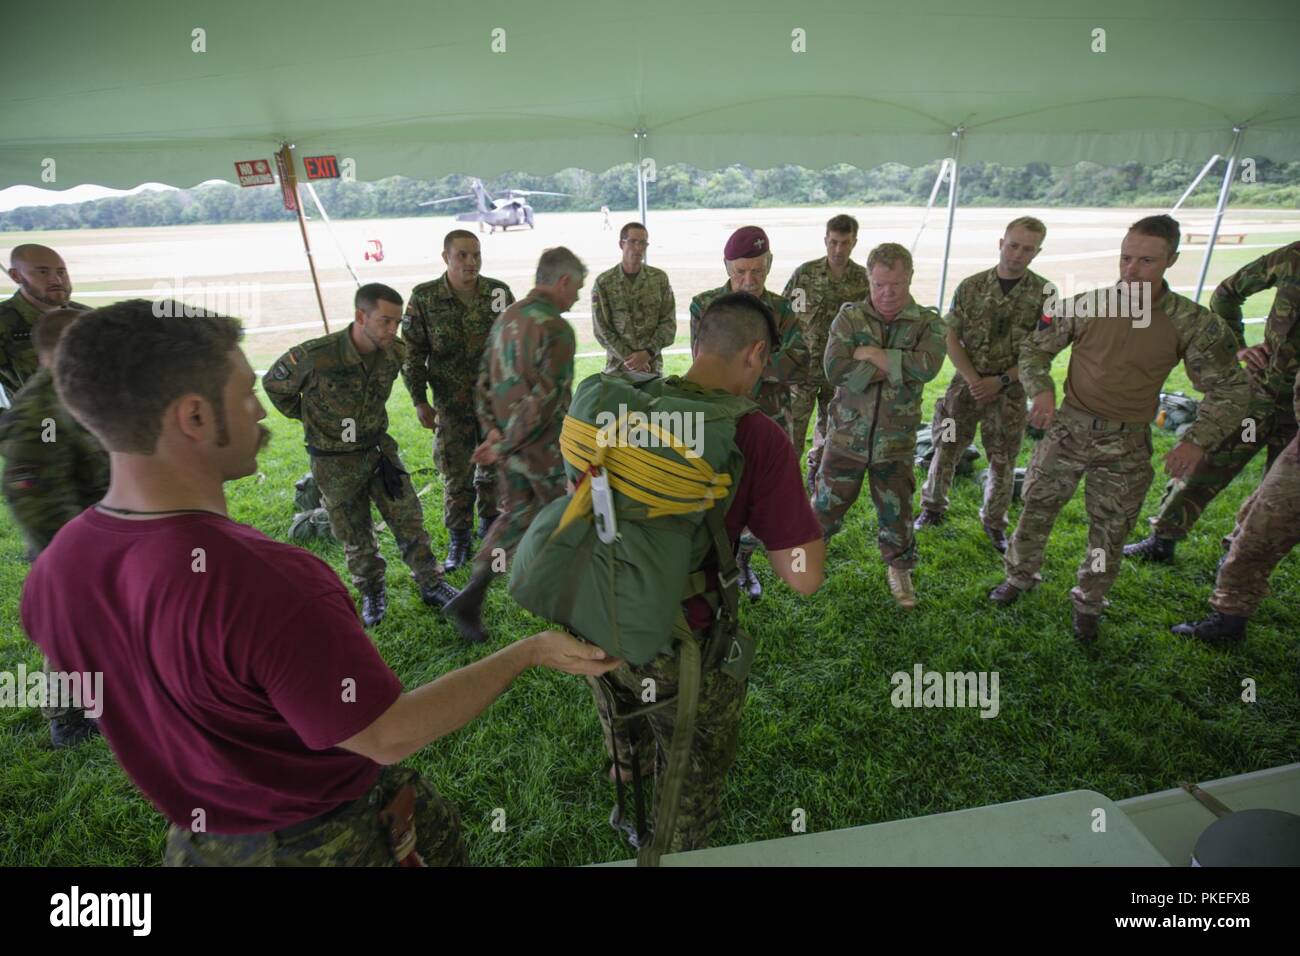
[4,160,1298,232]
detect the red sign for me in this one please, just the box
[234,159,274,187]
[273,152,298,212]
[303,155,340,180]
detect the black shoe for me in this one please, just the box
[1073,609,1100,644]
[983,524,1008,554]
[420,578,461,610]
[50,714,99,749]
[737,550,762,601]
[1123,533,1176,563]
[443,570,495,643]
[1171,610,1247,645]
[988,581,1023,606]
[913,509,945,530]
[477,514,499,541]
[443,529,473,572]
[360,587,387,627]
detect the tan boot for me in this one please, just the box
[887,566,916,609]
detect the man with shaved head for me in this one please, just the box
[1,245,89,399]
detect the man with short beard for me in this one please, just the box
[21,298,616,866]
[1,245,89,399]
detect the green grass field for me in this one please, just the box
[1,290,1297,867]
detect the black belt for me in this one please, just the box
[306,437,408,499]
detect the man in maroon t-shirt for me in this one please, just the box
[21,299,618,866]
[588,292,826,855]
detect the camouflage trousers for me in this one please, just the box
[1005,404,1154,615]
[163,765,468,867]
[586,615,747,854]
[791,380,835,483]
[921,377,1027,532]
[472,456,567,575]
[813,449,918,569]
[1211,440,1300,618]
[1150,392,1297,545]
[434,407,500,532]
[311,435,442,593]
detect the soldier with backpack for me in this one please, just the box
[509,292,825,863]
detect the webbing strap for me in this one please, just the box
[639,634,701,868]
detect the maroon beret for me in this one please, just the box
[724,225,770,261]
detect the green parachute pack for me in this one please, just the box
[289,472,334,542]
[914,424,981,475]
[1156,391,1200,438]
[509,371,757,866]
[978,466,1027,503]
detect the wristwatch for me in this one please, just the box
[998,373,1012,388]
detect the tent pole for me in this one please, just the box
[1193,126,1245,305]
[910,158,951,253]
[1169,154,1220,214]
[279,143,330,333]
[936,127,964,312]
[634,128,649,236]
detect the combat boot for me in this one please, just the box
[444,569,495,644]
[443,529,473,572]
[420,578,461,611]
[983,523,1008,554]
[887,566,916,609]
[1073,609,1100,644]
[913,509,945,530]
[1171,610,1247,645]
[988,580,1023,606]
[360,586,387,628]
[49,714,99,749]
[737,549,762,601]
[1123,533,1176,563]
[477,513,498,541]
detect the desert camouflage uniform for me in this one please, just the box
[782,257,869,476]
[591,264,677,374]
[401,274,515,532]
[1146,242,1300,545]
[1006,285,1249,615]
[264,329,443,594]
[689,284,810,444]
[0,292,90,397]
[1210,368,1300,617]
[0,365,110,723]
[920,267,1050,531]
[812,298,947,567]
[472,290,576,575]
[163,765,467,866]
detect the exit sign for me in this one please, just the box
[303,155,340,180]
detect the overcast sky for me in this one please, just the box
[0,182,193,213]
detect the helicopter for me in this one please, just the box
[419,177,568,232]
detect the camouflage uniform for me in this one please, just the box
[163,765,467,866]
[401,274,515,532]
[263,329,443,594]
[782,257,869,476]
[689,284,810,444]
[0,365,110,724]
[591,264,677,374]
[1145,242,1300,545]
[472,290,576,574]
[1007,286,1249,615]
[0,292,90,396]
[586,614,745,854]
[1209,369,1300,618]
[920,267,1050,531]
[812,298,947,567]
